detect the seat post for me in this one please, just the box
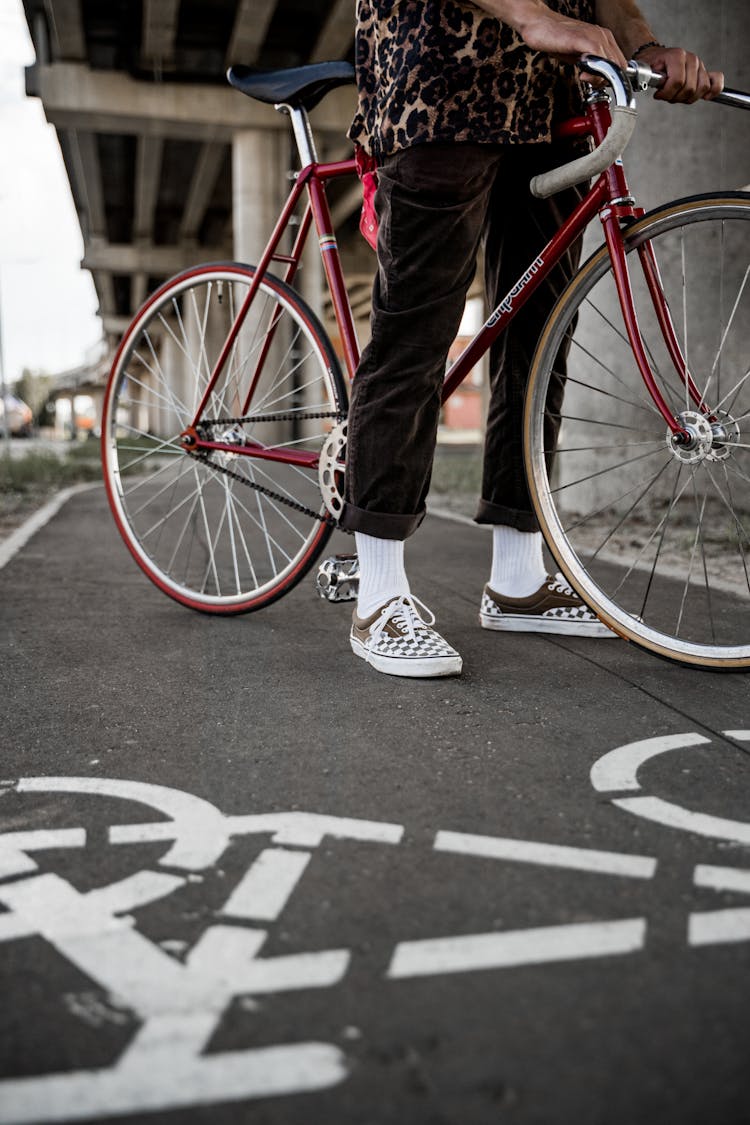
[276,103,319,167]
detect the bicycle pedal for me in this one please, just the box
[316,554,359,602]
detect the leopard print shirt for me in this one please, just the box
[349,0,595,159]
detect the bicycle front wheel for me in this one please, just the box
[102,264,348,614]
[525,194,750,670]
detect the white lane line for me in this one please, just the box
[435,831,656,878]
[387,918,646,979]
[693,865,750,894]
[221,848,312,921]
[614,796,750,846]
[590,733,711,792]
[688,909,750,946]
[723,730,750,741]
[0,484,99,570]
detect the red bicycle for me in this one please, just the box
[101,57,750,670]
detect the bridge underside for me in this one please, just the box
[21,0,374,346]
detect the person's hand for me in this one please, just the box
[517,11,628,74]
[634,44,724,103]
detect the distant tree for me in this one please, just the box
[13,368,54,426]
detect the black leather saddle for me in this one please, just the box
[227,62,355,112]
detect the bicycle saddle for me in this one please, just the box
[227,62,355,112]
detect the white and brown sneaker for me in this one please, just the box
[351,595,463,678]
[479,574,615,637]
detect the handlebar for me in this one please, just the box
[530,55,750,199]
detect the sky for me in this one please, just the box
[0,0,101,386]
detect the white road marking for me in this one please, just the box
[221,847,312,921]
[723,730,750,741]
[613,796,750,846]
[387,918,647,979]
[0,484,98,571]
[688,909,750,946]
[435,830,656,878]
[693,865,750,894]
[15,777,230,870]
[2,767,749,1124]
[224,811,405,847]
[0,870,351,1123]
[590,733,711,792]
[0,1041,347,1125]
[0,828,86,880]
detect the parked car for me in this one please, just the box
[0,393,33,437]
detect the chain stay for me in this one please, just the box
[193,409,347,529]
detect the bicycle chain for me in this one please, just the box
[202,411,345,427]
[194,410,347,529]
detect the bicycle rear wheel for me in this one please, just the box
[525,194,750,669]
[102,263,348,614]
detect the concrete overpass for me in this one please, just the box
[20,0,373,349]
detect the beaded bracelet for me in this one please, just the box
[632,40,664,58]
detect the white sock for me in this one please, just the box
[489,526,547,598]
[355,532,411,619]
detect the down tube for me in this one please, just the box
[441,178,608,403]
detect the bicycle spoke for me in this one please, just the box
[550,446,665,494]
[701,262,749,409]
[561,369,663,418]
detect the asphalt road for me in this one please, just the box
[1,485,749,1125]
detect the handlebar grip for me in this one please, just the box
[530,104,637,199]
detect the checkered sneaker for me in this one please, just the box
[479,573,615,637]
[351,595,463,678]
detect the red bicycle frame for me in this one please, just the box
[185,93,701,468]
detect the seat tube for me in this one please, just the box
[307,175,360,379]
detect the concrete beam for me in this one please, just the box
[142,0,181,67]
[179,142,227,241]
[134,136,164,240]
[102,314,133,337]
[226,0,276,67]
[27,62,355,140]
[92,270,117,317]
[82,241,230,276]
[310,0,355,63]
[63,129,107,238]
[44,0,85,62]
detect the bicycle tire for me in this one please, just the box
[102,263,348,614]
[524,193,750,670]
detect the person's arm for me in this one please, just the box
[473,0,628,68]
[472,0,724,103]
[595,0,724,102]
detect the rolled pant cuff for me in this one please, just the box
[339,502,425,541]
[474,498,539,532]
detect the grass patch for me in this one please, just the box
[0,446,101,492]
[0,443,102,537]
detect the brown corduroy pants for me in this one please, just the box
[340,140,586,540]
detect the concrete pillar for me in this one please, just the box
[232,128,287,265]
[231,128,293,444]
[557,0,750,513]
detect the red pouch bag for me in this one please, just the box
[355,145,379,251]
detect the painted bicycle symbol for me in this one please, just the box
[0,730,748,1123]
